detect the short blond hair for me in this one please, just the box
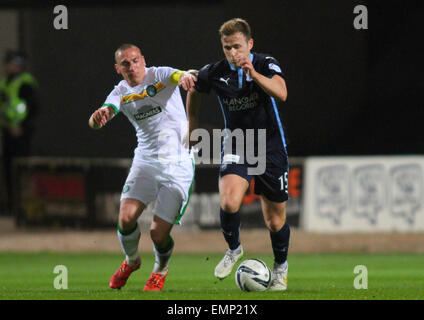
[219,18,252,40]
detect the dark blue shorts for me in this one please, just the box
[219,149,289,203]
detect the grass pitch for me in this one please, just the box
[0,252,423,300]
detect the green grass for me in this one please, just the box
[0,252,423,300]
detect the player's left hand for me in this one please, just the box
[236,55,256,78]
[179,71,197,92]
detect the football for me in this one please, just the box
[235,259,272,292]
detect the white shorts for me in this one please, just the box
[120,157,195,225]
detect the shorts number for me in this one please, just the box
[279,172,288,194]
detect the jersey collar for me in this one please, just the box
[227,53,254,71]
[227,53,254,88]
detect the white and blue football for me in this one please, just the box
[235,259,271,292]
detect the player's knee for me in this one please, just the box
[221,201,241,213]
[265,215,286,232]
[119,199,143,230]
[119,213,136,231]
[220,193,242,213]
[266,220,285,232]
[118,208,138,230]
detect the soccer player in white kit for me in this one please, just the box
[88,44,196,291]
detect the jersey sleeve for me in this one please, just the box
[194,64,212,93]
[102,86,122,115]
[261,56,285,80]
[155,66,181,86]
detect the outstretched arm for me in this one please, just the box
[177,69,198,92]
[88,106,115,129]
[186,89,201,147]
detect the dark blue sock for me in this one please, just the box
[269,223,290,264]
[220,208,241,250]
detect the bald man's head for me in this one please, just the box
[114,44,146,87]
[114,44,142,63]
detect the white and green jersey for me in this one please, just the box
[103,66,190,164]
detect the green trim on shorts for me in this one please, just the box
[102,103,119,115]
[174,158,195,225]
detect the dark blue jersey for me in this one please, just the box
[195,52,288,156]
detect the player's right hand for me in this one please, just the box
[90,107,112,129]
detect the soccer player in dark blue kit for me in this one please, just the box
[186,18,290,291]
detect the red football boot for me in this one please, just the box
[109,258,141,289]
[143,270,168,291]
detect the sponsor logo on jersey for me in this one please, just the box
[121,81,165,104]
[146,85,157,97]
[221,91,259,111]
[134,106,162,121]
[219,77,230,85]
[268,63,282,73]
